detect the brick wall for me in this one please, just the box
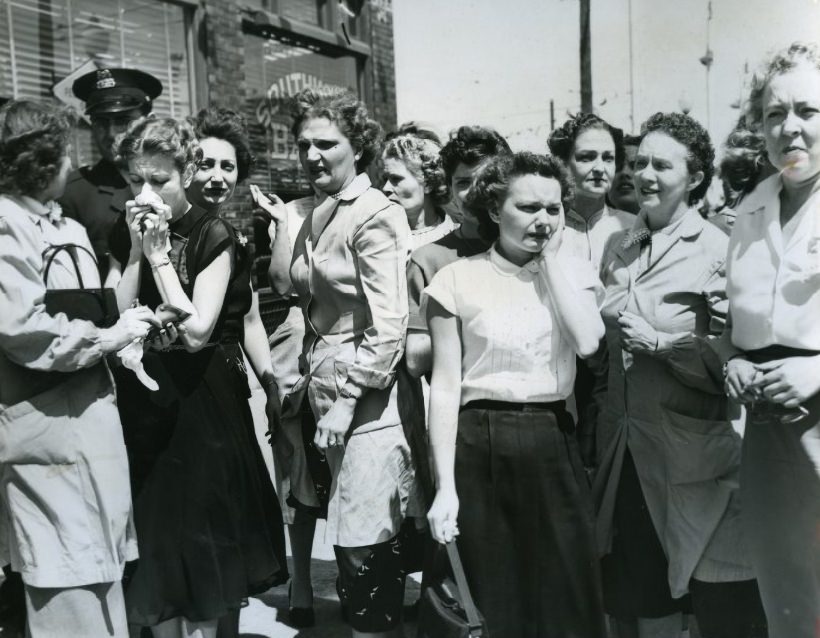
[198,0,397,282]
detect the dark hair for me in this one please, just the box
[190,107,254,182]
[381,133,450,205]
[466,152,574,242]
[747,42,820,130]
[0,100,74,198]
[290,87,382,171]
[439,125,512,183]
[116,116,201,174]
[548,113,625,170]
[719,119,769,199]
[640,112,715,204]
[623,134,641,149]
[386,121,444,146]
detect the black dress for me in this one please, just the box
[110,204,288,626]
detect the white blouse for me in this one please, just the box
[421,247,602,405]
[727,174,820,351]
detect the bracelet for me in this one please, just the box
[338,385,360,401]
[150,257,172,270]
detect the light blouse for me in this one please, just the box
[421,246,601,405]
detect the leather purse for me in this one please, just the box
[418,541,487,638]
[42,244,119,328]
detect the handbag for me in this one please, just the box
[42,244,120,328]
[418,541,488,638]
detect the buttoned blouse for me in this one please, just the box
[0,195,104,407]
[564,203,634,270]
[726,174,820,351]
[289,173,411,397]
[421,247,602,405]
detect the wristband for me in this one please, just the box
[150,257,172,270]
[338,385,360,401]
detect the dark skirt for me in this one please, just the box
[601,449,691,619]
[454,403,606,638]
[115,343,288,626]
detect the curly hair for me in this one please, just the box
[466,152,575,242]
[116,116,201,175]
[381,133,450,205]
[547,113,625,170]
[0,100,74,198]
[640,112,715,204]
[385,120,444,146]
[719,120,769,197]
[290,87,382,171]
[439,125,512,182]
[746,42,820,130]
[190,107,254,182]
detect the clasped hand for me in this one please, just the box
[726,355,820,408]
[313,396,356,451]
[618,311,658,354]
[125,199,171,262]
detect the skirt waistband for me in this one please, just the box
[460,399,566,413]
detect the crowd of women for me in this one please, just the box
[0,39,817,638]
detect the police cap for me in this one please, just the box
[72,68,162,117]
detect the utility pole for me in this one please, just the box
[627,0,635,132]
[550,99,555,131]
[580,0,593,113]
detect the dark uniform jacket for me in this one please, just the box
[58,159,131,277]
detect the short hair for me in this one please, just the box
[466,152,574,242]
[439,125,512,182]
[623,134,641,149]
[719,120,769,196]
[116,116,201,174]
[386,120,444,146]
[381,133,450,205]
[190,107,254,182]
[640,112,714,204]
[0,99,74,198]
[290,87,382,171]
[548,113,625,170]
[746,42,820,130]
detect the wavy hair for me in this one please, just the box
[290,87,382,171]
[640,112,714,204]
[190,107,254,182]
[381,133,450,205]
[746,42,820,130]
[116,116,201,174]
[439,125,512,182]
[0,100,74,198]
[466,152,574,242]
[548,112,625,170]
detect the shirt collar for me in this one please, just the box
[621,206,702,249]
[567,204,607,228]
[489,243,541,276]
[19,196,63,225]
[329,172,371,202]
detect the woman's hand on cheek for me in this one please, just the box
[541,210,565,259]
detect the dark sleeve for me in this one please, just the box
[407,257,429,332]
[107,214,132,267]
[191,217,237,280]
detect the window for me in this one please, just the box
[0,0,194,166]
[243,32,361,195]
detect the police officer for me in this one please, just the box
[59,68,162,278]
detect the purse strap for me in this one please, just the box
[42,243,97,289]
[445,541,484,636]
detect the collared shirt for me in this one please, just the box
[421,246,602,405]
[409,214,457,251]
[0,195,103,406]
[726,174,820,351]
[564,203,634,271]
[290,173,411,397]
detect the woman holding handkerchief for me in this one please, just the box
[107,116,287,638]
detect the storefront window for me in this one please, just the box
[0,0,193,166]
[244,33,360,195]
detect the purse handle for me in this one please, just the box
[445,541,484,637]
[42,243,97,289]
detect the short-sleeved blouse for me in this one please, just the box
[110,203,250,343]
[421,247,602,404]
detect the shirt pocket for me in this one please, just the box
[0,388,78,465]
[661,406,741,486]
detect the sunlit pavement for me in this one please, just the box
[242,388,421,638]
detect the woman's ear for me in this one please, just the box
[488,207,501,223]
[687,170,705,193]
[354,147,363,162]
[182,164,195,189]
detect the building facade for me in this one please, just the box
[0,0,397,245]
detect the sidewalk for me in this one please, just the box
[242,388,421,638]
